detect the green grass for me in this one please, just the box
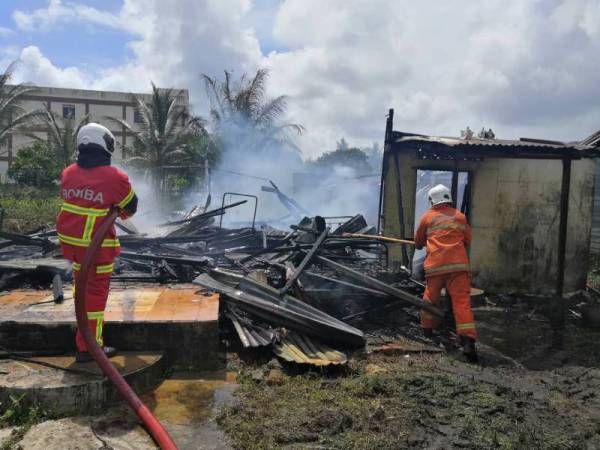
[588,254,600,289]
[0,394,44,428]
[0,394,46,450]
[0,186,61,233]
[218,355,597,449]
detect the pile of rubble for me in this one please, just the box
[0,200,437,366]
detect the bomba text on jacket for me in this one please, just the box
[62,188,104,203]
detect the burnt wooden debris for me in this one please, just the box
[1,199,436,365]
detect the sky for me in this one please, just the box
[1,0,600,157]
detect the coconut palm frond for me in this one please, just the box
[32,107,90,169]
[106,81,209,188]
[104,116,136,134]
[255,95,288,128]
[202,68,304,153]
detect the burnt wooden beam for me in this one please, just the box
[279,228,329,296]
[393,152,409,266]
[315,255,443,318]
[556,157,572,297]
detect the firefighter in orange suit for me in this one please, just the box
[56,123,138,363]
[414,184,477,362]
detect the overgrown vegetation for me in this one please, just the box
[0,395,44,428]
[309,139,373,174]
[0,186,60,233]
[0,394,46,450]
[588,253,600,290]
[6,142,61,188]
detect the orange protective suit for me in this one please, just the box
[56,163,136,351]
[414,203,476,339]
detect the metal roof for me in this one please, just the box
[274,331,348,366]
[391,132,600,159]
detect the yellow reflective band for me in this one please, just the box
[117,188,135,209]
[58,233,120,248]
[100,239,120,248]
[72,262,113,274]
[61,201,109,216]
[87,311,104,320]
[457,323,476,330]
[428,223,467,233]
[58,233,87,246]
[82,215,97,242]
[96,263,114,274]
[96,318,103,346]
[87,311,104,346]
[426,263,470,275]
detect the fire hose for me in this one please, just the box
[75,208,178,450]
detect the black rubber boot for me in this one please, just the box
[76,346,117,363]
[460,336,478,363]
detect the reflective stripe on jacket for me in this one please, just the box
[56,163,135,262]
[414,203,471,277]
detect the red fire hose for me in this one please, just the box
[75,208,178,450]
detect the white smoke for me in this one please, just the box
[112,164,171,234]
[202,116,382,229]
[115,117,382,233]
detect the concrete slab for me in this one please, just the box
[17,416,156,450]
[0,286,222,370]
[0,352,166,415]
[0,286,219,323]
[0,427,16,447]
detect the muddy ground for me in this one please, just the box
[218,293,600,449]
[4,293,600,449]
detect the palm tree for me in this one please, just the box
[0,63,44,157]
[201,68,304,153]
[107,83,207,190]
[27,105,89,170]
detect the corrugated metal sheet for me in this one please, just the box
[395,134,591,150]
[227,307,348,366]
[226,309,276,348]
[274,332,347,366]
[392,134,599,159]
[581,130,600,147]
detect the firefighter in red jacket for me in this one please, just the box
[414,184,477,362]
[56,123,138,363]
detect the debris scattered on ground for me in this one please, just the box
[6,194,600,450]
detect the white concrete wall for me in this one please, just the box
[382,149,596,294]
[1,85,189,179]
[589,160,600,254]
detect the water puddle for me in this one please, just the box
[141,371,237,450]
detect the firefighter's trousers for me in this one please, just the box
[420,271,477,340]
[72,261,114,352]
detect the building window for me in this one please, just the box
[63,104,75,119]
[133,109,144,124]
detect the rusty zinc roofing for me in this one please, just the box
[391,132,600,159]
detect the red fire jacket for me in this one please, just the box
[414,203,471,277]
[56,163,135,263]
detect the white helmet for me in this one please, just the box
[428,184,452,206]
[77,123,115,156]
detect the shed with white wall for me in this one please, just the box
[378,110,598,295]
